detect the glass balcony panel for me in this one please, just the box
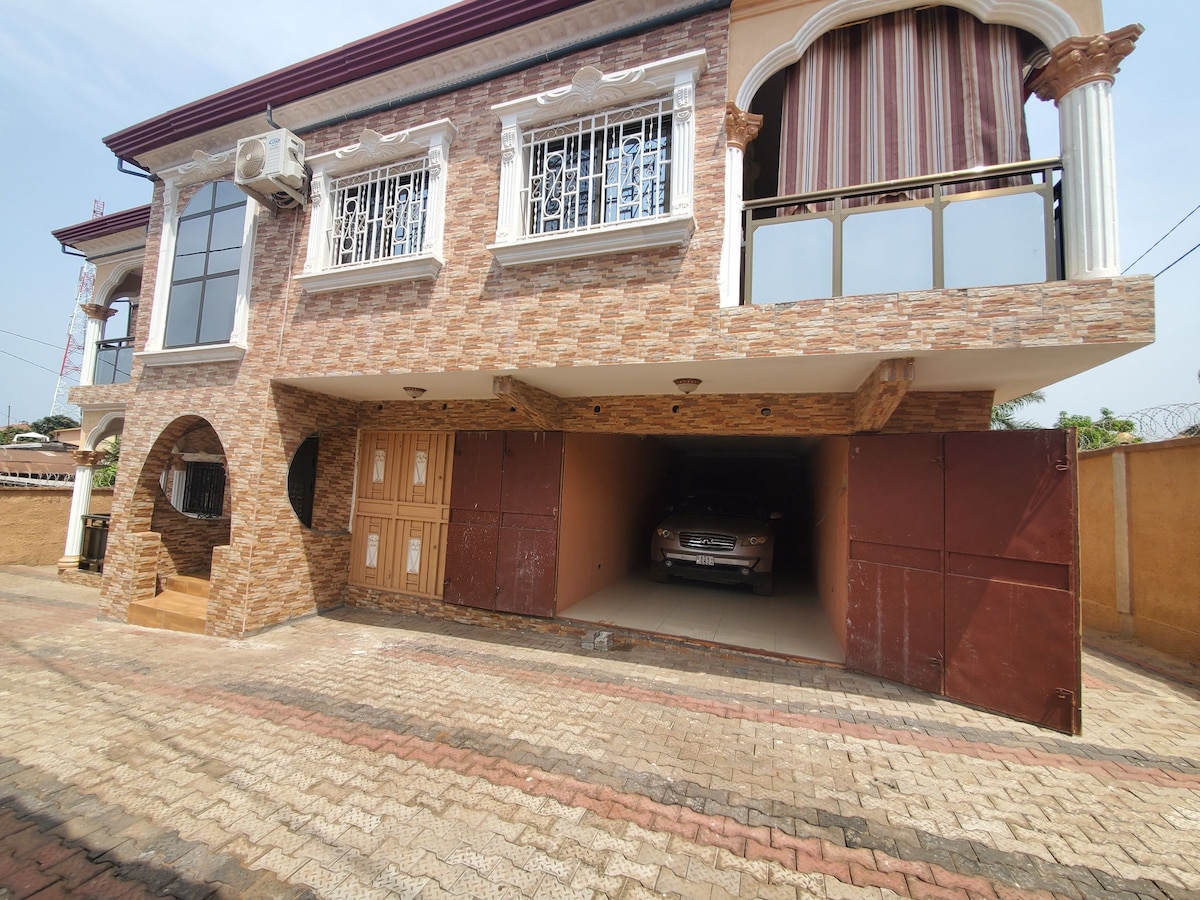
[944,191,1047,288]
[842,205,933,296]
[749,217,833,304]
[93,339,132,385]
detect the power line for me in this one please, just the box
[1123,201,1200,274]
[0,347,62,377]
[0,327,64,350]
[1155,239,1200,279]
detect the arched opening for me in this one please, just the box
[121,416,232,633]
[739,5,1061,305]
[94,269,141,385]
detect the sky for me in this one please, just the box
[0,0,1195,430]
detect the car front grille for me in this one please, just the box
[679,531,736,552]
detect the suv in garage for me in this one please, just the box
[650,492,779,595]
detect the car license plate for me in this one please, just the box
[696,555,716,566]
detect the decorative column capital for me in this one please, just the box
[81,303,118,322]
[72,450,107,468]
[1029,24,1144,104]
[724,102,764,151]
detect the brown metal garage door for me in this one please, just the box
[847,430,1080,733]
[444,431,562,617]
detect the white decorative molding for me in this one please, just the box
[168,148,237,187]
[301,120,454,290]
[307,118,457,179]
[488,214,695,267]
[736,0,1082,110]
[494,49,707,129]
[134,344,246,368]
[93,251,145,307]
[491,50,706,259]
[296,254,443,294]
[84,412,126,451]
[143,182,257,358]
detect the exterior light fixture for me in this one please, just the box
[673,378,702,394]
[403,386,426,400]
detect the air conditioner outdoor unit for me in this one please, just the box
[235,129,307,208]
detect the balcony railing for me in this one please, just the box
[94,337,133,385]
[743,158,1063,305]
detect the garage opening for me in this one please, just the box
[556,433,845,662]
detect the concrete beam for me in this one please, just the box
[853,358,915,433]
[492,376,565,430]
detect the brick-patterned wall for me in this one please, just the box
[92,6,1152,637]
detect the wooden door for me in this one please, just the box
[350,431,453,598]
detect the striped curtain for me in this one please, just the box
[779,7,1031,199]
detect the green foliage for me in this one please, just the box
[0,424,29,445]
[1055,408,1141,451]
[991,391,1046,430]
[30,414,80,435]
[93,437,121,488]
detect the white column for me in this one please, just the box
[1059,81,1120,279]
[59,450,104,571]
[78,304,117,387]
[720,144,746,308]
[1028,25,1143,281]
[720,103,763,308]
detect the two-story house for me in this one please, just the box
[54,0,1148,733]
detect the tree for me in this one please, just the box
[991,391,1046,430]
[29,414,80,436]
[0,424,31,445]
[93,437,121,488]
[1055,408,1141,451]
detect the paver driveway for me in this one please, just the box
[1,565,1198,899]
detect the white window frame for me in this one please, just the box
[296,120,455,294]
[138,171,255,369]
[489,49,706,268]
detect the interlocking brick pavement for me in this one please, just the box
[1,565,1198,899]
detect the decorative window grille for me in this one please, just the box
[329,159,430,268]
[524,101,672,236]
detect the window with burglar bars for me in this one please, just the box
[328,159,430,268]
[182,462,226,518]
[525,101,672,236]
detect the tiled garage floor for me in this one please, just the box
[558,572,845,662]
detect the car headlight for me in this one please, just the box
[741,535,769,546]
[656,528,675,539]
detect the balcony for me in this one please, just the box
[94,337,133,385]
[744,159,1062,305]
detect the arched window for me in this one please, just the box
[164,181,247,348]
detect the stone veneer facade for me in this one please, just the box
[72,6,1154,637]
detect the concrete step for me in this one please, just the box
[127,590,207,634]
[163,573,211,599]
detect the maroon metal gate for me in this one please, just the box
[444,431,562,617]
[847,431,1080,733]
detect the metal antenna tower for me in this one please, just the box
[50,200,105,420]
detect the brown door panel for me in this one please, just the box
[847,560,944,693]
[444,522,498,610]
[496,526,558,618]
[945,574,1079,733]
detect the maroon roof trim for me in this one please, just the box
[103,0,598,160]
[52,205,152,248]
